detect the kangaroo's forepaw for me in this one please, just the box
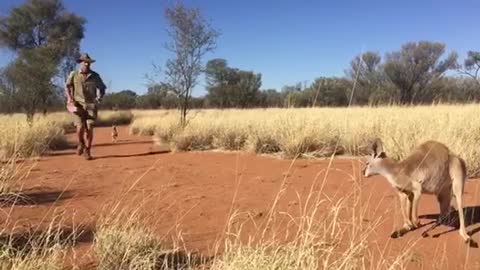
[391,228,409,239]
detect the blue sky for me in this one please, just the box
[1,0,479,96]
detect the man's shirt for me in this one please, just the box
[66,70,106,106]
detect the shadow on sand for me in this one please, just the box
[93,140,154,147]
[43,140,163,157]
[0,223,95,256]
[415,205,480,248]
[92,150,170,160]
[0,189,75,207]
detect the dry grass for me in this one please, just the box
[0,147,432,270]
[0,110,134,160]
[130,110,172,136]
[94,206,183,270]
[0,114,70,160]
[88,156,418,270]
[0,145,78,269]
[96,110,134,127]
[0,105,472,269]
[0,153,422,270]
[0,214,79,270]
[129,104,480,176]
[0,147,77,269]
[208,157,417,270]
[0,155,37,196]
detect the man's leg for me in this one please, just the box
[84,121,94,160]
[74,113,86,155]
[83,108,97,160]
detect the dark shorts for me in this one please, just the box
[73,103,98,127]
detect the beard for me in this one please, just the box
[80,66,90,74]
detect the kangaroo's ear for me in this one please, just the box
[371,138,386,158]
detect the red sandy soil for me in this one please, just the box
[2,126,480,269]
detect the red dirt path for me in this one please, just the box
[2,126,480,269]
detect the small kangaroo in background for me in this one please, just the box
[111,125,118,143]
[363,138,471,244]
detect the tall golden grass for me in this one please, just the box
[0,213,80,270]
[96,110,134,127]
[1,105,475,268]
[0,110,134,160]
[130,104,480,176]
[94,207,166,269]
[0,113,71,160]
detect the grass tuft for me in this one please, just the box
[130,105,480,176]
[96,110,134,127]
[0,116,68,159]
[0,215,78,270]
[94,207,166,270]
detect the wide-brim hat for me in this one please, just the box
[76,53,96,63]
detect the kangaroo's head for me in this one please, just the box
[363,138,388,177]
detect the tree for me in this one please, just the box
[158,2,220,126]
[458,51,480,87]
[205,58,230,87]
[0,68,17,114]
[205,58,232,107]
[281,82,309,108]
[4,48,59,120]
[0,0,85,121]
[307,77,350,107]
[233,70,262,108]
[258,89,282,107]
[346,51,387,105]
[205,58,262,108]
[101,90,138,110]
[384,41,458,104]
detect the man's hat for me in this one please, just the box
[76,53,95,63]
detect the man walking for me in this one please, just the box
[65,53,107,160]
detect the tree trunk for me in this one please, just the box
[400,87,414,104]
[179,93,189,127]
[26,110,35,126]
[180,105,187,127]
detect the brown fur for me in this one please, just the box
[111,125,118,143]
[364,139,471,243]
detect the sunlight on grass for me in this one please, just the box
[130,104,480,176]
[0,110,134,160]
[0,215,79,270]
[94,206,170,270]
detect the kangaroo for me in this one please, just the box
[111,125,118,143]
[363,138,471,243]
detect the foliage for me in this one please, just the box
[458,50,480,88]
[151,1,220,126]
[206,58,262,108]
[383,41,458,104]
[101,90,138,110]
[0,0,85,121]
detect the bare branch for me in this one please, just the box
[152,1,220,126]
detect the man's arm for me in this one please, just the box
[96,73,107,102]
[65,71,75,103]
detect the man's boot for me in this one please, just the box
[83,147,92,160]
[77,143,85,155]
